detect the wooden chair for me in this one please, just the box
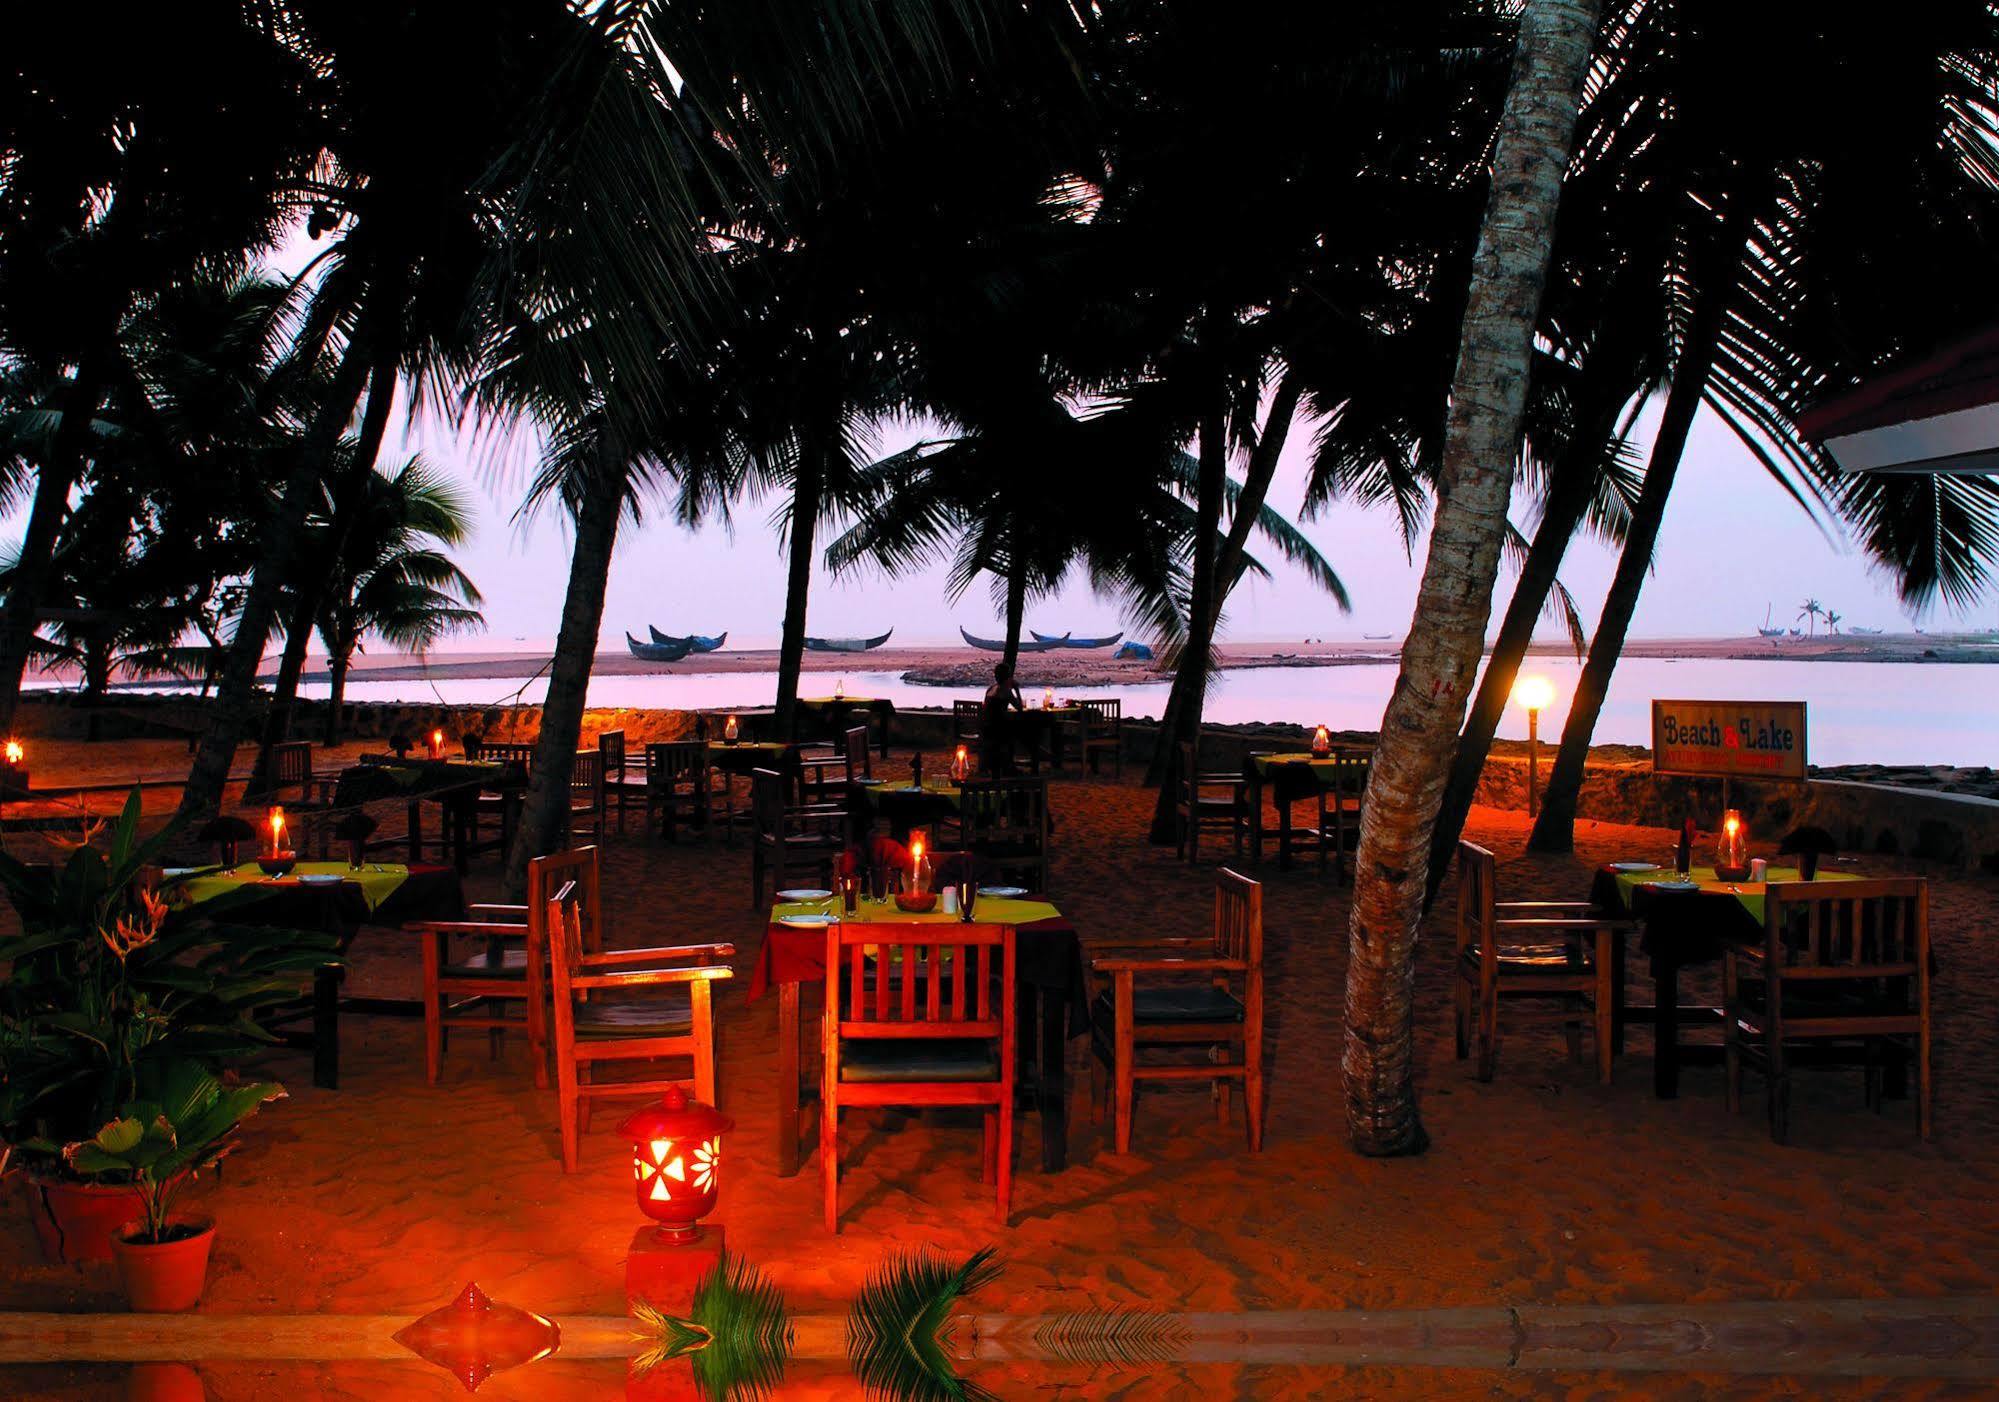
[1452,841,1628,1084]
[1089,868,1264,1154]
[546,886,734,1172]
[957,776,1050,892]
[1264,748,1371,878]
[403,847,603,1089]
[645,740,709,842]
[471,741,535,850]
[841,725,873,784]
[1075,699,1122,779]
[821,921,1016,1231]
[268,740,336,805]
[1176,741,1247,863]
[598,729,645,834]
[953,699,983,753]
[1724,878,1931,1143]
[750,766,844,907]
[566,749,603,841]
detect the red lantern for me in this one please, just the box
[617,1085,732,1245]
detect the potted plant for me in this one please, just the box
[0,790,336,1261]
[64,1058,284,1311]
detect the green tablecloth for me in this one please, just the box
[178,860,412,913]
[773,895,1060,928]
[1247,752,1341,786]
[333,759,509,806]
[858,778,963,811]
[706,740,796,775]
[1605,865,1859,925]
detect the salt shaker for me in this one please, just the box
[1749,857,1769,882]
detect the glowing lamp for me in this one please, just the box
[951,744,969,781]
[1042,686,1055,710]
[258,806,296,877]
[617,1085,732,1245]
[1512,675,1555,714]
[723,714,739,744]
[909,832,932,895]
[429,728,446,760]
[4,739,21,766]
[1310,725,1331,758]
[0,738,27,794]
[834,678,845,700]
[267,807,288,857]
[1714,808,1751,881]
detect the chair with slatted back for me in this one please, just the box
[1176,741,1247,863]
[268,740,334,803]
[1325,748,1370,884]
[470,741,535,848]
[645,741,709,842]
[1452,841,1629,1084]
[1724,878,1931,1143]
[842,726,873,784]
[545,887,734,1172]
[598,729,645,834]
[750,766,845,907]
[566,749,603,841]
[1075,699,1122,779]
[403,847,603,1088]
[957,776,1050,892]
[953,699,983,754]
[822,921,1016,1231]
[1089,868,1264,1154]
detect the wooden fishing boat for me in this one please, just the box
[803,629,893,654]
[960,627,1063,653]
[647,626,727,652]
[1029,629,1125,650]
[626,632,693,662]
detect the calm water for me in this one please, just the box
[286,656,1999,768]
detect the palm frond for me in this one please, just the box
[630,1250,791,1401]
[1030,1309,1191,1367]
[847,1246,1003,1402]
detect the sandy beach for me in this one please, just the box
[5,735,1996,1397]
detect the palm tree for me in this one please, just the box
[1342,0,1602,1157]
[1523,1,1999,853]
[1825,609,1841,635]
[312,459,483,743]
[0,7,316,733]
[1798,598,1825,638]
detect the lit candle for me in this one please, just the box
[1311,724,1331,757]
[429,728,445,760]
[834,678,845,700]
[3,739,21,767]
[952,744,968,780]
[910,834,930,895]
[723,714,739,743]
[1043,686,1055,710]
[267,806,288,858]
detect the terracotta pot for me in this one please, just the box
[24,1174,148,1263]
[111,1215,216,1312]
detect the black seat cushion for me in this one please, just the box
[1092,985,1245,1028]
[839,1038,999,1083]
[1461,943,1589,975]
[442,946,528,980]
[572,996,692,1039]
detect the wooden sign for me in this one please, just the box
[1650,699,1808,781]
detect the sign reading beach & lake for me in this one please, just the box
[1651,699,1808,781]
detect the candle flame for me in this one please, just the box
[268,806,287,855]
[3,739,20,765]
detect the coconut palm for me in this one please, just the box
[0,6,317,732]
[1342,0,1602,1157]
[311,459,483,742]
[1825,609,1842,635]
[1797,598,1825,637]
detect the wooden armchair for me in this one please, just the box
[403,847,602,1089]
[1176,740,1247,863]
[1075,699,1122,779]
[546,888,734,1172]
[1452,841,1629,1084]
[750,766,845,906]
[1089,868,1264,1154]
[1725,878,1931,1143]
[958,776,1050,892]
[821,921,1016,1231]
[645,740,709,842]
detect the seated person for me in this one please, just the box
[979,661,1025,774]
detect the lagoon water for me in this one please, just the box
[292,655,1999,769]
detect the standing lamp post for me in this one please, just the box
[1513,676,1555,816]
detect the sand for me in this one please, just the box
[5,737,1999,1399]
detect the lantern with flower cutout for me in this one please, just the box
[617,1086,732,1245]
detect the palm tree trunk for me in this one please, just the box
[1343,0,1601,1157]
[503,461,622,899]
[175,331,373,825]
[773,449,821,738]
[1143,372,1304,795]
[1000,557,1026,670]
[1147,358,1231,844]
[1421,398,1629,904]
[323,649,351,745]
[0,355,108,734]
[1529,303,1726,852]
[250,354,398,790]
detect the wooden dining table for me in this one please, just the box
[1242,750,1367,869]
[747,892,1088,1178]
[1590,863,1861,1098]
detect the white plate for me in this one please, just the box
[1643,880,1701,893]
[297,874,346,887]
[977,885,1028,898]
[777,913,837,928]
[776,888,833,902]
[852,777,885,786]
[1609,862,1660,872]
